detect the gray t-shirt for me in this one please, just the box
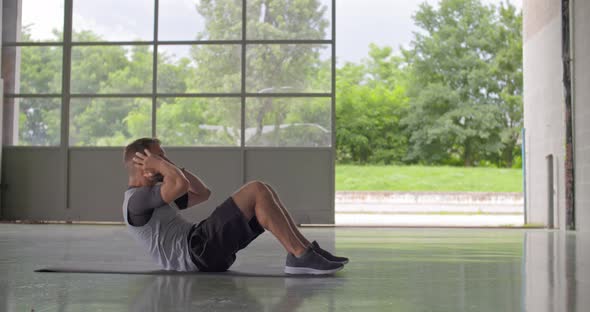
[122,185,198,272]
[126,185,189,226]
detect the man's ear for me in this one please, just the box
[125,161,135,174]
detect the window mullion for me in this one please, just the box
[62,0,73,209]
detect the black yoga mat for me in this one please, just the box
[34,267,326,278]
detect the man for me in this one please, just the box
[122,138,348,275]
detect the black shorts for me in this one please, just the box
[187,196,265,272]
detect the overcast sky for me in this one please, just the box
[338,0,521,64]
[22,0,522,66]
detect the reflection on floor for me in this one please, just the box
[0,225,587,311]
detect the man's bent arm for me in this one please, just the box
[161,156,211,207]
[155,158,190,204]
[182,169,211,207]
[183,169,210,195]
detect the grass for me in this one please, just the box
[336,164,523,192]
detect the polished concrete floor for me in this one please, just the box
[0,224,588,311]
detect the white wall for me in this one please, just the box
[573,0,590,232]
[523,0,565,228]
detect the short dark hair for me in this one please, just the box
[124,137,161,163]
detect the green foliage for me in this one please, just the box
[336,44,410,164]
[194,0,331,147]
[399,0,522,167]
[70,98,152,146]
[246,97,330,146]
[157,98,240,146]
[246,0,329,40]
[336,164,523,192]
[335,0,523,167]
[19,47,62,94]
[14,31,62,145]
[16,98,61,146]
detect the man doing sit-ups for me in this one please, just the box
[122,138,348,275]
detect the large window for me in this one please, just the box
[2,0,333,147]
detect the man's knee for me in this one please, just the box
[262,182,275,192]
[246,180,268,196]
[233,181,267,218]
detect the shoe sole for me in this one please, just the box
[284,265,343,275]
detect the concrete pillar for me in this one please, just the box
[1,0,21,145]
[0,0,3,217]
[573,0,590,232]
[523,0,566,228]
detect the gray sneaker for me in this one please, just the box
[312,241,349,264]
[285,246,344,275]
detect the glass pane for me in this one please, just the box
[158,0,241,40]
[245,97,331,147]
[69,98,152,146]
[71,45,153,94]
[246,44,331,93]
[72,0,153,41]
[247,0,331,40]
[157,98,240,146]
[2,0,64,42]
[3,97,61,146]
[157,45,241,93]
[2,46,63,94]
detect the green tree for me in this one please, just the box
[69,41,156,146]
[193,0,330,146]
[18,33,62,94]
[69,31,129,94]
[336,44,409,164]
[401,0,522,167]
[156,98,240,146]
[14,29,61,145]
[489,3,523,167]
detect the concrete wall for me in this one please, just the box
[573,0,590,232]
[0,3,3,219]
[523,0,566,228]
[524,0,590,232]
[0,148,335,224]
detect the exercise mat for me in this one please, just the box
[34,267,329,278]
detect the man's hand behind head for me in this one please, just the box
[133,149,164,173]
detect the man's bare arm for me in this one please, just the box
[161,156,211,207]
[133,149,189,203]
[182,168,211,207]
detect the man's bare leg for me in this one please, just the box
[231,181,307,256]
[263,183,349,265]
[262,183,311,246]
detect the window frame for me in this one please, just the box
[2,0,335,149]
